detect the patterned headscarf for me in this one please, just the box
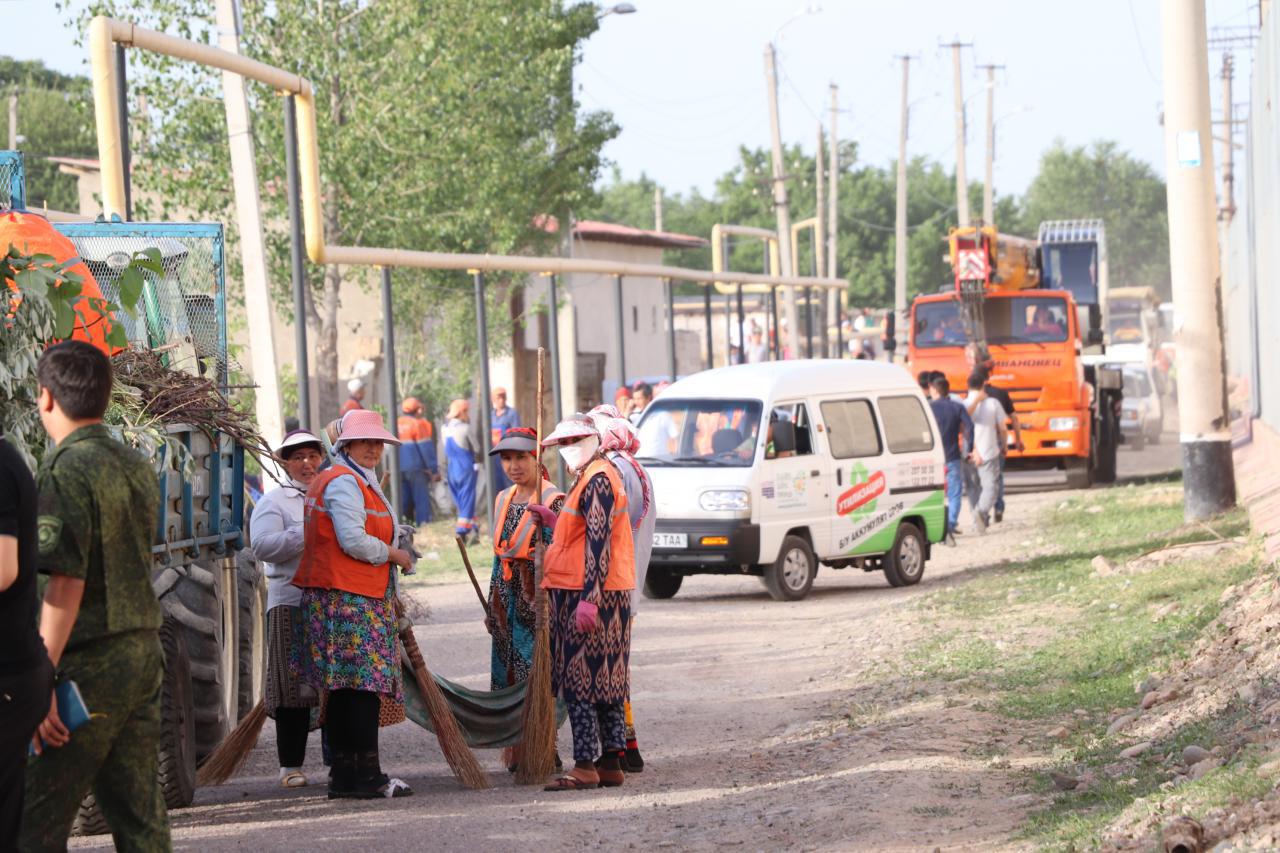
[599,417,640,455]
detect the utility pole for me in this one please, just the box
[654,186,664,232]
[7,87,16,150]
[945,41,973,227]
[1219,53,1236,223]
[1159,0,1236,519]
[815,123,827,356]
[764,43,799,357]
[214,0,284,457]
[979,63,1004,226]
[827,83,840,356]
[894,56,911,355]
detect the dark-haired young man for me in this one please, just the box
[22,340,171,852]
[928,376,973,545]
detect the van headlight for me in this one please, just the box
[1048,417,1079,431]
[699,489,750,512]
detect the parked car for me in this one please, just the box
[635,360,946,601]
[1120,365,1163,450]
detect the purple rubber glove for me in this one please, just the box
[526,503,558,528]
[574,600,600,633]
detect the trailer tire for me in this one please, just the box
[155,561,227,761]
[236,553,266,719]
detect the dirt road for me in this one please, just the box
[69,442,1180,851]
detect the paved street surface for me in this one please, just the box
[69,433,1181,852]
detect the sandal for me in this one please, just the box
[279,769,308,788]
[544,769,599,791]
[380,777,414,798]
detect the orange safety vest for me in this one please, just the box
[293,464,394,598]
[397,414,434,443]
[541,459,635,592]
[493,482,565,581]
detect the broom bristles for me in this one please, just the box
[515,593,557,783]
[195,701,268,786]
[397,613,490,790]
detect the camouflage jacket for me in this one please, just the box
[37,424,162,651]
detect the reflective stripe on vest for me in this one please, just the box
[541,458,636,592]
[293,464,393,599]
[493,483,565,581]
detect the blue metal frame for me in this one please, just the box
[0,150,25,210]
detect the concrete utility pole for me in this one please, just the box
[1159,0,1236,519]
[979,63,1004,226]
[1220,53,1236,223]
[827,83,839,355]
[214,0,284,454]
[764,43,799,357]
[7,88,16,150]
[945,41,972,227]
[894,56,911,352]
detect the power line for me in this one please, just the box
[1128,0,1161,85]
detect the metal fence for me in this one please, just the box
[54,222,230,385]
[0,150,25,211]
[1224,12,1280,432]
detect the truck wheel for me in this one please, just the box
[642,570,683,600]
[883,523,926,588]
[72,619,196,837]
[1093,395,1120,484]
[1065,458,1092,490]
[764,535,816,602]
[154,561,227,761]
[236,553,266,719]
[158,617,197,809]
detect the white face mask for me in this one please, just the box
[559,436,600,472]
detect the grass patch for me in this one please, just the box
[399,518,492,588]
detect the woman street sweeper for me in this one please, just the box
[539,415,636,791]
[293,409,416,799]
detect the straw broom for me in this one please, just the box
[394,597,490,789]
[516,347,558,784]
[195,701,267,786]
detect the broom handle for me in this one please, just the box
[455,535,490,615]
[535,347,545,505]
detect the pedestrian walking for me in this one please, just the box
[443,399,480,542]
[397,397,439,525]
[962,372,1008,534]
[23,340,172,851]
[965,345,1023,523]
[928,376,974,543]
[293,409,415,800]
[0,432,55,850]
[489,387,522,494]
[340,377,366,416]
[484,427,564,771]
[540,415,635,792]
[251,429,325,788]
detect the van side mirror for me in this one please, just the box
[771,420,797,454]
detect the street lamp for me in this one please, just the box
[774,3,822,44]
[599,2,636,17]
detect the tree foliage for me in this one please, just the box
[58,0,616,417]
[0,57,96,211]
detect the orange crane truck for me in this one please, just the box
[908,221,1121,488]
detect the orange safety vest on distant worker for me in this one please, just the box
[493,482,565,581]
[2,210,118,353]
[293,464,394,598]
[541,458,635,592]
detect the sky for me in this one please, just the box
[4,0,1259,207]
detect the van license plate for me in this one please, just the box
[653,532,687,549]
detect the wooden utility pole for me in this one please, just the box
[764,43,799,357]
[979,63,1004,226]
[827,84,839,355]
[1159,0,1236,519]
[894,56,911,350]
[945,41,973,227]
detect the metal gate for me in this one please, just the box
[0,150,24,211]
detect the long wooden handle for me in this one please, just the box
[535,346,545,505]
[456,535,490,615]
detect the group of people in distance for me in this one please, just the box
[920,345,1022,543]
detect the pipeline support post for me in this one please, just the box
[115,45,132,220]
[666,278,677,381]
[614,274,627,389]
[770,287,780,359]
[545,273,563,422]
[283,95,311,429]
[702,285,714,369]
[380,266,401,518]
[473,271,495,531]
[736,284,746,363]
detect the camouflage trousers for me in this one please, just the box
[21,631,171,853]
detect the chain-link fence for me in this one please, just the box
[55,222,229,384]
[0,150,25,211]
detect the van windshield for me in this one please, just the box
[634,398,763,467]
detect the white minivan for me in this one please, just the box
[635,360,947,602]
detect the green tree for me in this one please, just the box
[61,0,616,415]
[1019,140,1170,297]
[0,57,96,211]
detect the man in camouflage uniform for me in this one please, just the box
[22,341,171,852]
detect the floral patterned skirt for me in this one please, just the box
[298,582,403,703]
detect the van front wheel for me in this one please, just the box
[883,523,926,588]
[765,536,817,601]
[642,570,683,600]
